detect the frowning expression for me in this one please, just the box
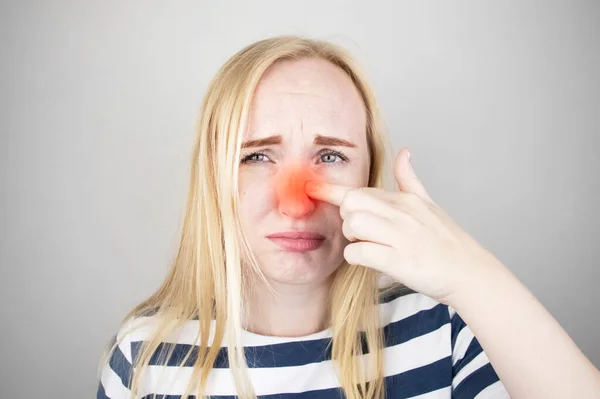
[238,57,370,285]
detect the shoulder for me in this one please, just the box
[97,318,139,398]
[97,314,189,398]
[376,281,509,397]
[98,313,169,379]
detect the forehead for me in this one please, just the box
[246,58,367,141]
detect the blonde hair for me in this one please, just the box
[98,35,403,399]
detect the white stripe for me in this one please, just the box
[474,380,510,398]
[447,306,457,319]
[453,351,490,388]
[100,362,132,398]
[139,324,452,397]
[384,323,451,378]
[379,292,440,329]
[407,386,451,399]
[115,319,136,363]
[452,323,474,366]
[125,292,442,348]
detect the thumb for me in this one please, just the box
[394,148,433,203]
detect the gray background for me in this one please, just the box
[1,1,598,397]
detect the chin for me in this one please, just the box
[259,251,342,286]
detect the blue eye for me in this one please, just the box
[319,150,348,164]
[241,149,349,165]
[321,153,339,163]
[241,151,269,164]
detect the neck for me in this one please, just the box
[244,275,332,337]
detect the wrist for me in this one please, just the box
[447,248,514,313]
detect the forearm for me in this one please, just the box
[451,251,600,399]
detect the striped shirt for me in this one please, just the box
[97,287,509,398]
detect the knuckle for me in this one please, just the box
[340,188,360,215]
[344,244,360,264]
[403,192,424,208]
[404,191,419,202]
[344,188,362,205]
[348,211,365,229]
[342,219,355,240]
[357,186,374,195]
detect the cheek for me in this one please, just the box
[239,174,274,221]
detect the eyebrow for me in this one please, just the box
[241,134,357,149]
[314,134,357,148]
[241,135,282,148]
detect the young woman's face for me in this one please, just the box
[238,58,370,286]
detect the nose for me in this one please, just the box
[275,164,319,218]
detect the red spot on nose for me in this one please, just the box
[274,164,323,218]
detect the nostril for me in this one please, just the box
[279,195,315,218]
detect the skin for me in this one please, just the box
[305,151,600,398]
[237,57,370,336]
[237,57,600,397]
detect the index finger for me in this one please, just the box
[305,180,352,206]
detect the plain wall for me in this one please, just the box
[1,1,598,397]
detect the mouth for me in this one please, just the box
[266,231,326,252]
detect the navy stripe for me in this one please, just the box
[378,284,416,304]
[453,363,500,399]
[96,382,109,399]
[139,356,452,399]
[132,303,449,369]
[450,312,467,352]
[132,338,332,369]
[108,341,133,388]
[385,356,452,398]
[360,302,449,354]
[380,303,449,348]
[453,336,484,377]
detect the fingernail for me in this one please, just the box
[407,151,412,163]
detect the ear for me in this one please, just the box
[394,148,433,203]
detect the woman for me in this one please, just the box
[97,35,600,399]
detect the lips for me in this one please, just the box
[266,231,325,252]
[266,231,325,240]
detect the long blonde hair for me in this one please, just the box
[98,35,403,399]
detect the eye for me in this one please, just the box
[241,151,270,164]
[318,149,348,164]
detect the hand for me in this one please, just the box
[305,148,501,305]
